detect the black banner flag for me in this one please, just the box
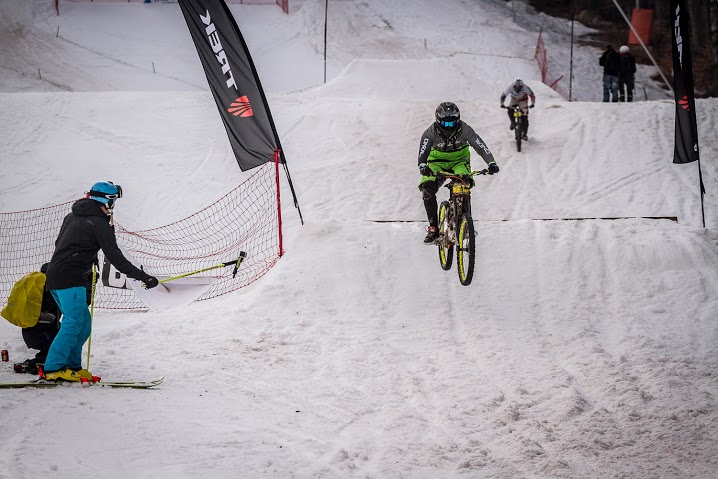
[670,0,699,164]
[178,0,285,171]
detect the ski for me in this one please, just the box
[0,376,164,389]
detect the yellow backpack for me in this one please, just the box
[1,272,46,328]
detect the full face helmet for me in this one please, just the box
[435,101,461,136]
[87,181,122,209]
[513,78,524,92]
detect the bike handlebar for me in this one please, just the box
[435,169,489,179]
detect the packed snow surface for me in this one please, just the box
[0,1,716,478]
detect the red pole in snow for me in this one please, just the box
[274,149,284,257]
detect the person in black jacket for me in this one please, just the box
[42,181,159,382]
[618,45,637,102]
[599,44,621,102]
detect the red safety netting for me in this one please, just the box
[0,162,280,309]
[535,29,570,101]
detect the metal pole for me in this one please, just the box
[569,0,575,101]
[323,0,328,84]
[610,0,673,95]
[698,163,706,228]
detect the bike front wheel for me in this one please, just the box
[438,201,453,271]
[456,213,475,286]
[515,117,523,152]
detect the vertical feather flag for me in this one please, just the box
[178,0,286,171]
[670,0,706,227]
[670,0,699,165]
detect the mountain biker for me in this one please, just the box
[418,101,499,244]
[500,78,535,139]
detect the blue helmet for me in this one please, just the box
[87,181,122,208]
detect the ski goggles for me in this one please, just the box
[88,183,123,208]
[439,118,458,128]
[88,186,122,201]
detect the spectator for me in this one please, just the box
[618,45,637,102]
[599,44,621,102]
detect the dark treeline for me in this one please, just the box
[527,0,718,97]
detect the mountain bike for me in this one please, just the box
[435,169,489,286]
[509,106,528,152]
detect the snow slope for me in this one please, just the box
[0,1,717,478]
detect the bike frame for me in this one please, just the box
[435,170,488,245]
[510,107,527,134]
[434,169,488,286]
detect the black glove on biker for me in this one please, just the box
[488,163,499,175]
[418,163,432,176]
[143,276,159,289]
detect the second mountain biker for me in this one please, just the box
[500,78,536,139]
[417,101,499,243]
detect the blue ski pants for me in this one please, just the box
[43,287,92,372]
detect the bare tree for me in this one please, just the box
[710,0,718,93]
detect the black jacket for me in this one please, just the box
[45,198,150,291]
[599,48,621,76]
[619,53,636,79]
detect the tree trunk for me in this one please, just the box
[687,0,708,48]
[655,0,670,28]
[709,0,718,94]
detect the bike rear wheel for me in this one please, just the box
[438,201,453,271]
[456,213,475,285]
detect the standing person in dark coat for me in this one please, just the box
[618,45,637,102]
[42,181,159,382]
[13,263,62,374]
[599,44,621,102]
[13,263,93,375]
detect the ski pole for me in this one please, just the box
[157,252,247,284]
[86,263,97,371]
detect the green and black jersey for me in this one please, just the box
[417,121,496,169]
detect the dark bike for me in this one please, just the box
[435,169,489,286]
[509,106,528,152]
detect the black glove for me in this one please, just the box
[500,104,507,109]
[529,104,535,109]
[38,312,57,325]
[418,163,432,176]
[488,163,499,175]
[143,276,159,289]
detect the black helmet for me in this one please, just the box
[435,102,460,135]
[513,78,524,92]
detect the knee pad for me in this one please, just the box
[421,182,439,201]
